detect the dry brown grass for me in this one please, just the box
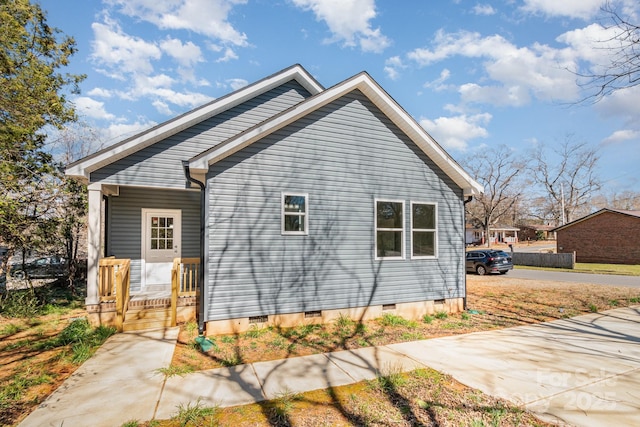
[146,368,551,426]
[149,276,639,427]
[170,276,640,372]
[0,308,88,426]
[2,275,638,426]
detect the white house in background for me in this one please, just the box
[466,225,519,246]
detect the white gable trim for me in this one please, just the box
[190,72,483,196]
[66,65,323,180]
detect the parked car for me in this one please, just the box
[9,256,68,279]
[466,249,513,275]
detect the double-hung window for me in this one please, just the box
[282,193,308,235]
[375,200,404,259]
[411,202,437,258]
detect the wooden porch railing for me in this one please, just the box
[98,258,131,332]
[171,258,199,326]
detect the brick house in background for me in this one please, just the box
[554,208,640,264]
[517,224,557,241]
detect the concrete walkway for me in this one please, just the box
[19,328,179,427]
[20,307,640,427]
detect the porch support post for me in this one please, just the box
[86,184,103,305]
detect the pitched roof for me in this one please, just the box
[189,71,483,196]
[66,64,323,180]
[553,208,640,231]
[66,64,482,196]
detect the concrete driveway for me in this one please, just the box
[389,306,640,426]
[509,268,640,288]
[20,307,640,427]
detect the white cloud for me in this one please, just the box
[73,97,116,121]
[87,88,113,98]
[520,0,604,20]
[91,18,162,77]
[419,113,492,151]
[216,47,239,63]
[105,0,249,46]
[596,85,640,122]
[384,56,405,80]
[226,78,249,91]
[407,30,580,105]
[472,4,496,15]
[458,83,531,106]
[160,38,203,67]
[424,69,451,91]
[291,0,390,53]
[152,100,173,116]
[556,23,624,70]
[105,73,212,109]
[601,129,640,145]
[134,87,213,108]
[101,121,158,145]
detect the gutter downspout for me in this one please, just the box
[182,161,206,335]
[462,195,474,311]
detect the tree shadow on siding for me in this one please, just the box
[199,96,471,424]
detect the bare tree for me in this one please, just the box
[462,145,527,246]
[593,189,640,210]
[47,123,103,293]
[530,139,601,225]
[578,2,640,101]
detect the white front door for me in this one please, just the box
[141,209,181,290]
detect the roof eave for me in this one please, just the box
[190,72,483,196]
[65,64,323,180]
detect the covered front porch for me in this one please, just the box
[85,183,203,331]
[86,257,199,331]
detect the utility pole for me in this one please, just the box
[561,183,566,225]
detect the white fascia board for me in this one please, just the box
[66,65,323,180]
[191,72,483,197]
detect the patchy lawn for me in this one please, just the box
[0,283,115,427]
[141,368,551,427]
[170,276,640,372]
[2,275,639,426]
[146,276,639,427]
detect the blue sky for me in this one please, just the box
[40,0,639,193]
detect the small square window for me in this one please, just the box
[282,193,308,235]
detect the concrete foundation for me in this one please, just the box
[205,297,464,335]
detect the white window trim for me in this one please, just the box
[410,201,438,259]
[374,198,405,260]
[281,192,309,236]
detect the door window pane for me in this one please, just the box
[149,215,175,251]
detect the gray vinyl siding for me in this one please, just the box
[205,90,465,321]
[90,81,312,188]
[108,187,200,290]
